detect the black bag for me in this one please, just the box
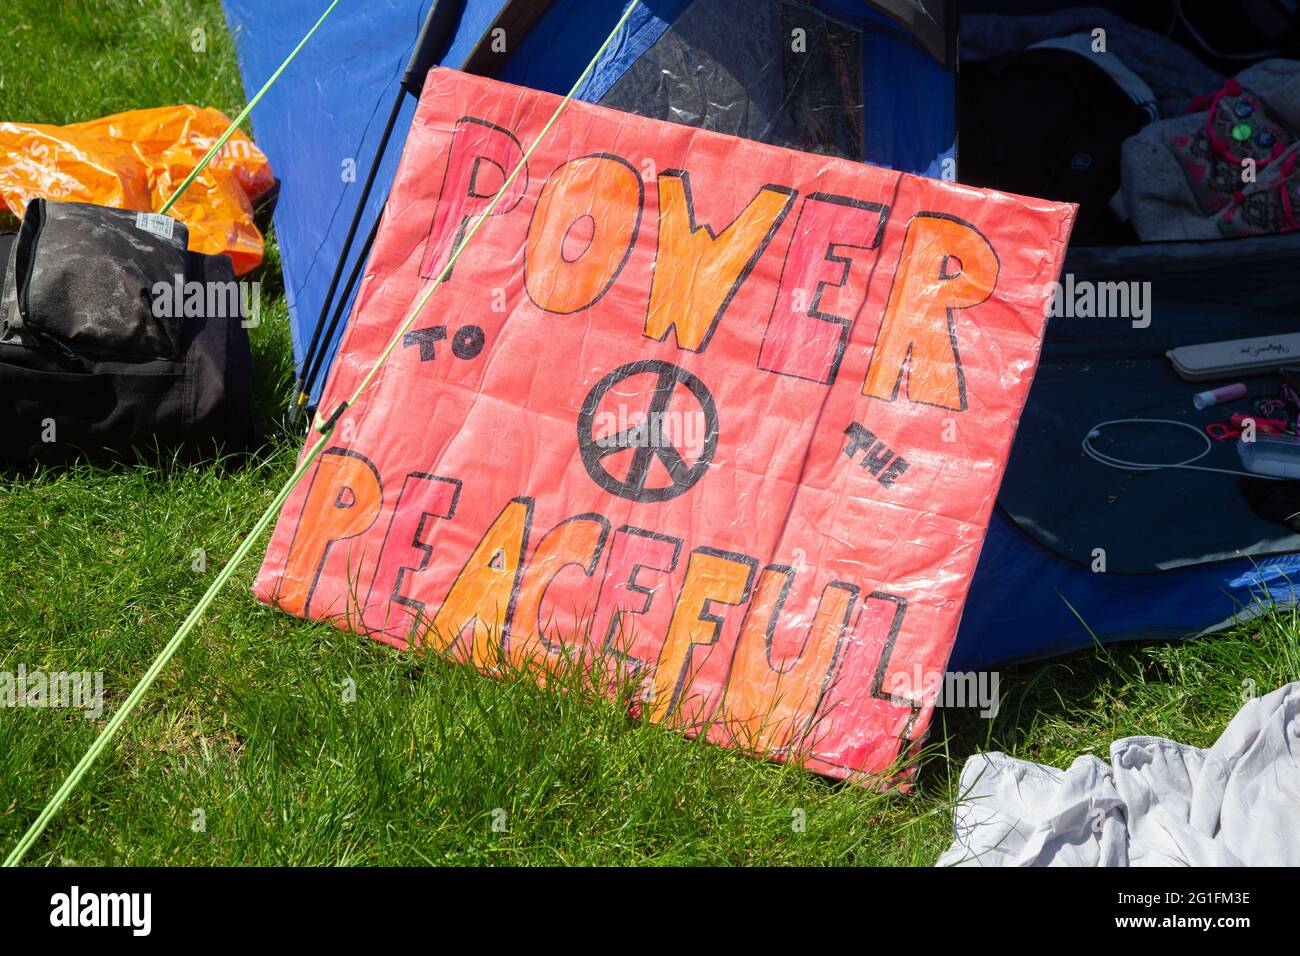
[959,41,1155,245]
[0,199,253,467]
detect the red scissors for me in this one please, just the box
[1206,414,1291,441]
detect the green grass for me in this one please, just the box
[2,0,1298,866]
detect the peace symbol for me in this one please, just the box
[576,360,719,502]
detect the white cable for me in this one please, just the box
[1082,418,1284,480]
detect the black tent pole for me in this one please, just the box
[300,206,384,397]
[289,95,404,422]
[289,0,465,423]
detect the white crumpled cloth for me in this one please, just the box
[937,682,1300,866]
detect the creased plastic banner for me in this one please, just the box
[255,68,1074,782]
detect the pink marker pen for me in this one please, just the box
[1193,382,1247,410]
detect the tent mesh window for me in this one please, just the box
[598,0,866,161]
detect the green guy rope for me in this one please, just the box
[2,433,332,868]
[327,0,638,418]
[158,0,342,215]
[3,0,640,867]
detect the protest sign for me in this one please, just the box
[255,68,1075,781]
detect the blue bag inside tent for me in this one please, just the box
[221,0,956,405]
[949,232,1300,670]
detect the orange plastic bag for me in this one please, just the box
[0,105,274,275]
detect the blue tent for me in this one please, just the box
[951,513,1300,669]
[222,0,1300,669]
[221,0,956,405]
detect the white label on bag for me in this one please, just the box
[134,212,176,241]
